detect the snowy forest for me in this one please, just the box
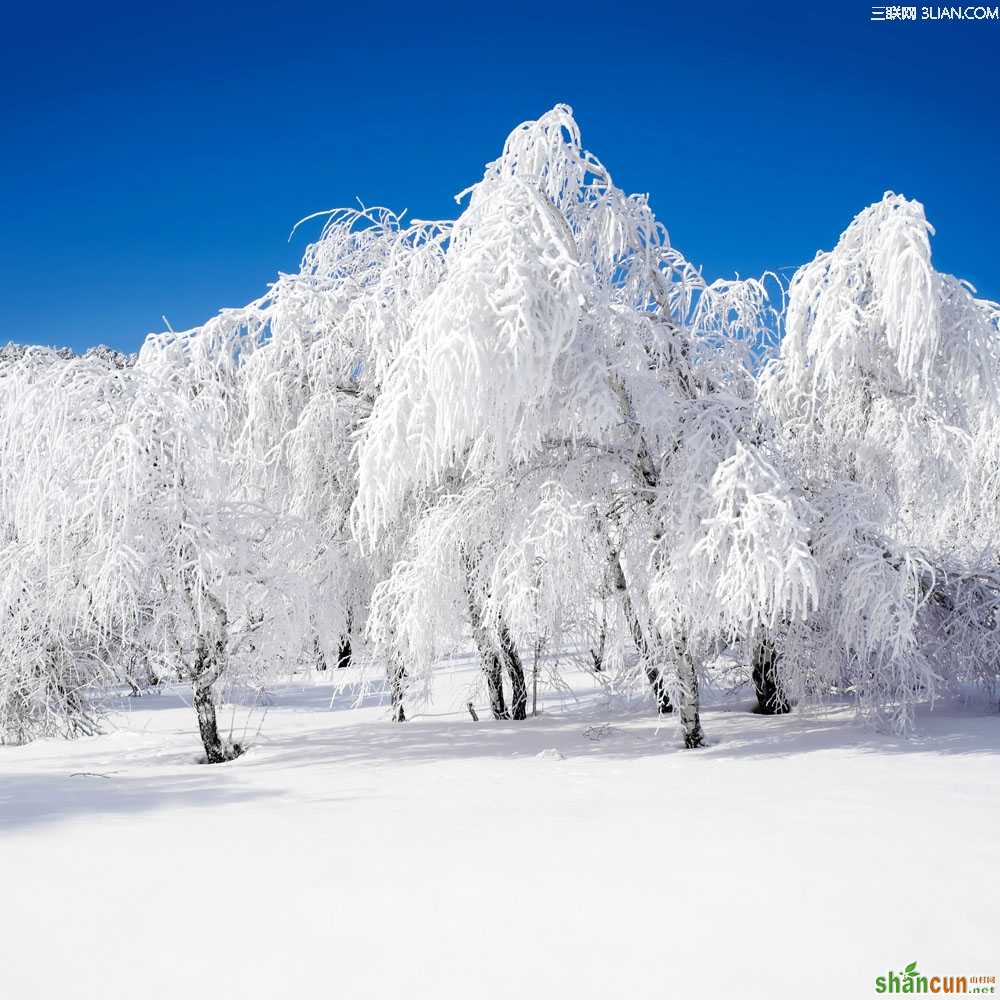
[3,105,1000,763]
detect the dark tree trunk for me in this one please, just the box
[463,554,511,720]
[752,636,790,715]
[484,653,509,720]
[674,637,705,748]
[611,551,673,714]
[590,579,609,672]
[390,659,406,722]
[194,681,228,763]
[338,610,353,669]
[314,635,327,671]
[337,635,352,670]
[117,639,157,696]
[645,666,673,716]
[590,610,607,673]
[498,620,527,721]
[179,571,237,762]
[189,614,240,763]
[531,642,541,717]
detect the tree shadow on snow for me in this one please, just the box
[249,697,1000,771]
[701,702,1000,760]
[0,768,288,832]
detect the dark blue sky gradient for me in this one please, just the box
[2,1,997,352]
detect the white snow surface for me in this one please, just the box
[3,657,998,999]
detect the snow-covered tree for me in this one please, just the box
[0,347,128,741]
[758,192,1000,727]
[87,335,320,761]
[156,206,456,723]
[354,105,815,746]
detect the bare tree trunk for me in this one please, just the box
[337,609,353,669]
[589,567,610,671]
[607,374,695,724]
[610,551,673,714]
[191,637,239,763]
[532,642,540,717]
[123,647,148,696]
[752,634,790,715]
[644,664,673,717]
[389,658,406,722]
[498,620,527,721]
[483,652,508,720]
[194,676,227,763]
[337,635,352,670]
[314,635,328,671]
[462,550,529,721]
[590,599,607,673]
[463,554,510,720]
[183,583,240,763]
[674,636,705,749]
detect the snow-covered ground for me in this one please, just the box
[3,658,998,999]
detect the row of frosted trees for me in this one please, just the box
[2,106,999,759]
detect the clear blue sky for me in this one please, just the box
[3,1,997,353]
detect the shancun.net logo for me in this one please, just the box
[875,961,996,994]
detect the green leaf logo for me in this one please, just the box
[904,962,920,978]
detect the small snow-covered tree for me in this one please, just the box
[161,206,455,720]
[0,346,131,741]
[3,332,315,762]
